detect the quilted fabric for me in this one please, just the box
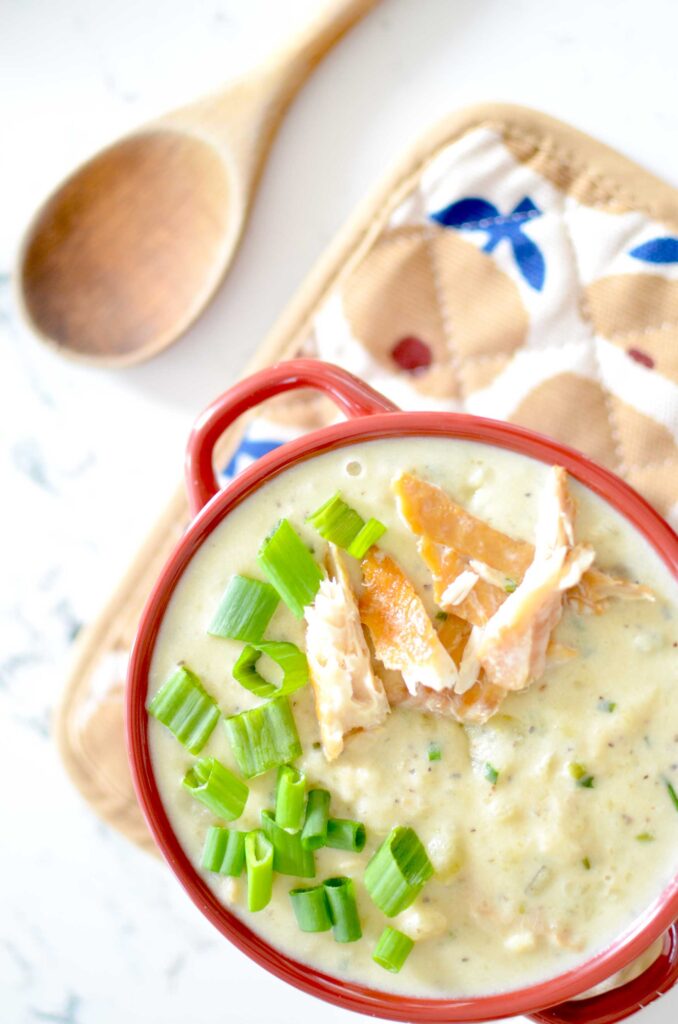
[257,123,678,526]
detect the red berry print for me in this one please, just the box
[391,337,432,375]
[627,348,655,369]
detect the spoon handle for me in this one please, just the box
[265,0,382,109]
[165,0,380,181]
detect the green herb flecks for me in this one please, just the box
[569,763,595,788]
[665,778,678,813]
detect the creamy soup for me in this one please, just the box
[148,437,678,997]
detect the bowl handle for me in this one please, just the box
[528,922,678,1024]
[185,359,399,515]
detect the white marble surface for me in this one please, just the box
[2,0,678,1021]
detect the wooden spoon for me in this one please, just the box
[17,0,378,367]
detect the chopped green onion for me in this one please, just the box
[232,641,308,699]
[182,758,248,821]
[301,789,330,850]
[207,575,279,642]
[504,578,517,594]
[275,765,306,832]
[582,856,591,870]
[323,877,362,942]
[664,778,678,812]
[346,518,387,559]
[428,742,442,762]
[307,493,365,548]
[245,830,273,911]
[484,762,499,784]
[435,611,448,622]
[289,885,332,932]
[373,926,414,973]
[261,810,315,877]
[148,666,219,754]
[257,519,323,619]
[326,818,366,853]
[636,832,655,842]
[364,826,434,917]
[232,646,274,698]
[225,696,302,779]
[202,827,246,876]
[307,492,386,558]
[597,698,617,713]
[569,762,595,788]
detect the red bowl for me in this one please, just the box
[127,359,678,1024]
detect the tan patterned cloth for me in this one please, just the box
[56,105,678,853]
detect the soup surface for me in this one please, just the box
[148,437,678,997]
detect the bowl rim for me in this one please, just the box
[127,410,678,1022]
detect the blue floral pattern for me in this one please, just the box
[430,195,546,291]
[221,433,284,481]
[629,237,678,264]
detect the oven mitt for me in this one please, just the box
[56,103,678,854]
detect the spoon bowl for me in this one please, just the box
[20,130,234,363]
[17,0,377,367]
